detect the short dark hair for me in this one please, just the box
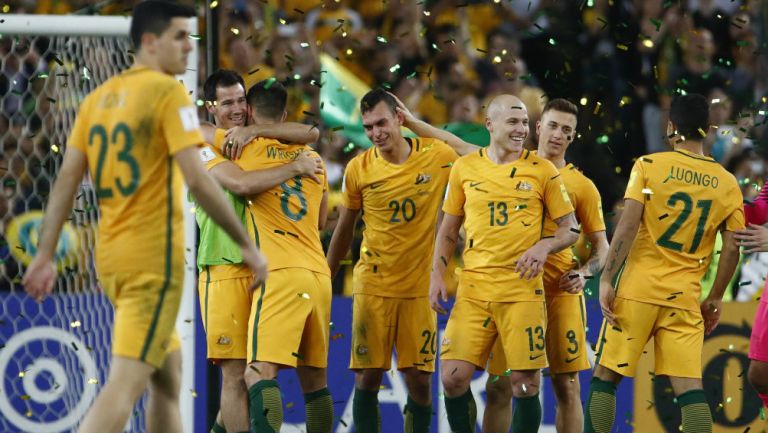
[246,79,287,120]
[542,98,578,118]
[203,69,245,105]
[670,93,710,140]
[360,89,397,115]
[130,1,196,50]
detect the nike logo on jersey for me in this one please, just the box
[369,182,385,190]
[468,181,489,192]
[529,353,544,361]
[565,355,581,363]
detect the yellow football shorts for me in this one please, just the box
[198,264,253,361]
[349,294,437,372]
[247,268,331,368]
[101,272,182,369]
[488,293,589,375]
[442,296,547,371]
[596,297,704,378]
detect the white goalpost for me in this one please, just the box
[0,14,199,433]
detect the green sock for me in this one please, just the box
[304,387,333,433]
[678,389,712,433]
[248,380,283,433]
[444,389,477,433]
[512,393,542,433]
[210,420,226,433]
[353,388,380,433]
[584,377,616,433]
[404,396,432,433]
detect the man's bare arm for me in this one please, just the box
[706,230,740,303]
[326,205,361,277]
[209,152,322,196]
[23,146,88,300]
[200,121,217,145]
[318,191,329,231]
[430,213,463,313]
[225,122,320,158]
[390,93,479,156]
[600,199,643,284]
[404,117,479,156]
[580,230,610,276]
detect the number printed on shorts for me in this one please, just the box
[566,329,579,354]
[88,122,140,199]
[525,326,545,351]
[388,198,416,223]
[419,329,437,354]
[656,191,712,254]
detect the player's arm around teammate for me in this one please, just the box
[390,92,480,156]
[175,148,268,281]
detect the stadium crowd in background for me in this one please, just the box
[1,0,768,300]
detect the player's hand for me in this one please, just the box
[599,279,617,326]
[734,223,768,253]
[700,297,722,335]
[559,270,585,294]
[429,274,448,315]
[224,126,257,160]
[515,242,549,280]
[293,152,323,183]
[387,91,417,127]
[241,246,268,291]
[22,255,57,302]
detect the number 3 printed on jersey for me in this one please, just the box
[88,122,139,199]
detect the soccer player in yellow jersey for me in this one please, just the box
[431,95,579,433]
[202,80,333,433]
[326,89,476,433]
[196,69,321,433]
[482,99,609,433]
[21,2,267,433]
[585,94,744,433]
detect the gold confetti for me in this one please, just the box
[70,320,81,328]
[641,188,653,195]
[21,394,31,400]
[209,0,218,8]
[87,378,99,384]
[298,293,310,299]
[190,389,198,397]
[51,144,60,153]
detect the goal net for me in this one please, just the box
[0,15,199,433]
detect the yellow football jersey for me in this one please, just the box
[69,66,203,277]
[617,150,745,312]
[341,138,458,298]
[207,135,329,275]
[443,149,574,302]
[542,163,606,297]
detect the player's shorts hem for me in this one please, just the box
[439,355,485,370]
